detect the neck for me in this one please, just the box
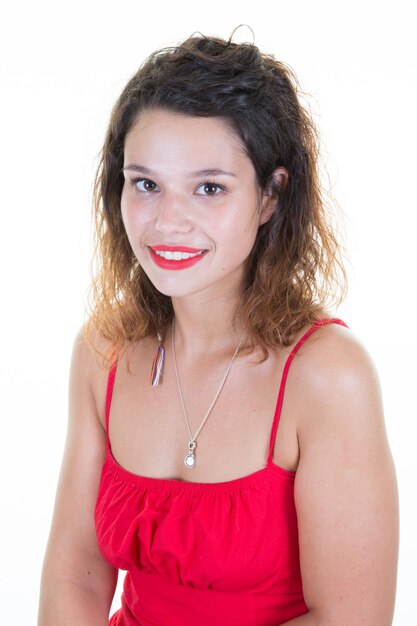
[168,292,245,357]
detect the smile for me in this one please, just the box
[148,246,208,270]
[154,250,203,260]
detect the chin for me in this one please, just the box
[152,284,203,299]
[142,273,199,298]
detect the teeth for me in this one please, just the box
[154,250,203,260]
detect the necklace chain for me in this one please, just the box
[171,321,246,468]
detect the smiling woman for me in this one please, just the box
[38,31,398,626]
[119,110,281,299]
[86,34,348,361]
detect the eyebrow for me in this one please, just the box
[122,164,237,178]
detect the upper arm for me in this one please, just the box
[294,327,398,625]
[41,327,117,602]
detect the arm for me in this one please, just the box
[281,329,398,625]
[38,329,118,626]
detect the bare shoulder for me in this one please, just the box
[69,324,116,430]
[292,319,386,441]
[296,319,375,384]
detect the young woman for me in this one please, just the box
[38,32,399,625]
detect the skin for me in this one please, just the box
[38,109,398,625]
[120,109,284,307]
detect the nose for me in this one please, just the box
[154,191,193,235]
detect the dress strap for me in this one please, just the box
[105,359,118,448]
[267,318,349,465]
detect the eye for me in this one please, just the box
[132,178,159,192]
[195,182,225,196]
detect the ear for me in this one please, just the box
[259,167,289,225]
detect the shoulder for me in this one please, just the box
[296,319,377,390]
[291,318,387,461]
[70,324,113,379]
[71,324,156,428]
[288,318,376,388]
[69,324,117,430]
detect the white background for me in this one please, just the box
[0,1,415,623]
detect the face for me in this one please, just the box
[121,108,275,301]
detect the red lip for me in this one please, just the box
[148,246,208,270]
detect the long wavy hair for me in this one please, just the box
[86,31,349,365]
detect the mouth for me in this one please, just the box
[148,245,208,270]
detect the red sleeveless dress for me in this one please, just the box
[95,318,349,625]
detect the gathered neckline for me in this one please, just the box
[105,445,296,493]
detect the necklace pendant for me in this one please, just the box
[184,441,197,468]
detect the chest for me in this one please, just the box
[104,343,300,482]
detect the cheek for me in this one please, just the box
[120,204,133,242]
[120,194,146,240]
[220,199,260,242]
[120,208,142,258]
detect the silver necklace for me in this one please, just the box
[171,322,246,468]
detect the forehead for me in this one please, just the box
[124,108,250,170]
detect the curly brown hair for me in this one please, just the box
[85,31,348,365]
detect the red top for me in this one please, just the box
[95,318,349,625]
